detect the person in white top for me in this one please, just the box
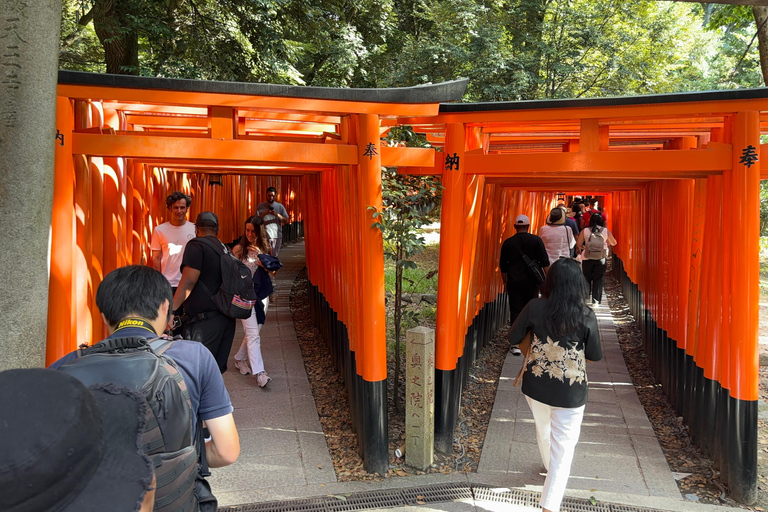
[150,191,196,290]
[538,207,575,270]
[232,215,273,388]
[575,212,617,305]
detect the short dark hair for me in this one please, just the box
[589,212,605,229]
[166,191,192,209]
[266,187,277,194]
[96,266,173,326]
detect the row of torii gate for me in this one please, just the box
[49,71,765,503]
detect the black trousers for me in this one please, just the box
[582,259,607,303]
[506,279,540,326]
[183,311,236,374]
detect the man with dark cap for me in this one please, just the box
[499,214,550,355]
[173,211,237,373]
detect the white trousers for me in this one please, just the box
[235,296,269,374]
[525,395,585,512]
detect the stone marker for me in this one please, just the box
[0,1,61,370]
[405,326,435,470]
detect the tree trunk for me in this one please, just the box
[753,6,768,86]
[521,0,548,99]
[93,0,140,75]
[394,244,404,413]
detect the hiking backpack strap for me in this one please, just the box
[77,336,153,357]
[149,338,194,433]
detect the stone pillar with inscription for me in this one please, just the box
[0,0,61,370]
[405,326,435,470]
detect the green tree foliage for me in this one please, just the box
[60,0,766,94]
[694,4,764,89]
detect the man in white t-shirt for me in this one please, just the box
[150,191,196,291]
[256,187,289,256]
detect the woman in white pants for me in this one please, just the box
[232,215,272,388]
[508,258,603,512]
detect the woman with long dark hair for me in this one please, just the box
[232,215,273,387]
[575,212,616,305]
[508,258,603,512]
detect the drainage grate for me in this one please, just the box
[220,483,671,512]
[326,489,406,512]
[401,483,473,504]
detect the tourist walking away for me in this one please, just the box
[0,368,156,512]
[151,191,196,291]
[508,258,603,512]
[576,213,617,305]
[232,215,274,387]
[499,214,550,355]
[257,186,289,256]
[50,265,240,511]
[173,212,238,373]
[538,207,575,267]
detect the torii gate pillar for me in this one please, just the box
[0,1,61,371]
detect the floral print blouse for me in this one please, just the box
[509,298,602,408]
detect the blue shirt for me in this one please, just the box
[51,327,233,428]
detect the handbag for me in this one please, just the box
[513,330,533,387]
[515,245,545,285]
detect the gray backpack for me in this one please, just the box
[584,228,608,260]
[59,336,201,512]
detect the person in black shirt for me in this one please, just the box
[499,214,550,354]
[508,258,603,512]
[173,211,237,373]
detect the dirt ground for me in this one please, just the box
[290,266,768,510]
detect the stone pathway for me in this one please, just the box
[476,302,682,503]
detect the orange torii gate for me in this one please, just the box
[50,71,468,474]
[396,89,768,503]
[50,72,767,502]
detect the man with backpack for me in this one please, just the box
[51,264,240,511]
[173,211,241,373]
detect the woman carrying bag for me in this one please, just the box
[509,258,603,512]
[232,215,275,388]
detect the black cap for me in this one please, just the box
[195,211,219,228]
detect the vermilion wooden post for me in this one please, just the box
[74,154,92,348]
[355,113,388,475]
[46,97,76,366]
[724,111,760,503]
[435,122,466,453]
[90,157,106,340]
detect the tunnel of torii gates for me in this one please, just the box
[48,70,768,503]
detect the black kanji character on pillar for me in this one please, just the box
[739,145,759,168]
[55,129,64,146]
[363,142,378,160]
[445,153,460,171]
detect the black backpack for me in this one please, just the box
[58,336,200,512]
[195,237,258,319]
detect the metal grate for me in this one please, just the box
[401,483,473,504]
[220,483,672,512]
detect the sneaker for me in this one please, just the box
[257,372,272,388]
[234,359,251,375]
[510,346,522,356]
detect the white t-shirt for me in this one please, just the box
[150,221,196,287]
[539,224,575,266]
